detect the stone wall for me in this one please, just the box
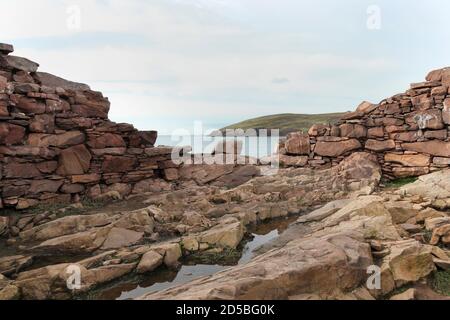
[0,44,200,210]
[279,67,450,180]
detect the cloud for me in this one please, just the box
[2,0,449,134]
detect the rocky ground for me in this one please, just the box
[0,152,449,300]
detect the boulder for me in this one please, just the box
[150,242,182,268]
[314,139,361,157]
[380,241,435,287]
[285,132,310,155]
[196,218,244,249]
[57,144,92,176]
[136,251,163,274]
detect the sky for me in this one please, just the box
[1,0,450,134]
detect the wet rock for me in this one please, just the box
[139,233,372,300]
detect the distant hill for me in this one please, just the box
[222,113,346,136]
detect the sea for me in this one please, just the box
[156,135,280,159]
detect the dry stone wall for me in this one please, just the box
[280,67,450,180]
[0,44,195,210]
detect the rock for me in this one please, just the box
[402,141,450,157]
[433,259,450,271]
[400,224,422,234]
[71,104,109,119]
[57,144,92,176]
[0,43,14,54]
[297,199,353,223]
[381,241,436,288]
[213,140,243,155]
[406,109,444,130]
[314,139,361,157]
[308,124,329,136]
[367,127,384,138]
[0,123,26,145]
[28,131,85,147]
[136,251,163,274]
[339,123,367,138]
[151,243,182,268]
[102,156,136,173]
[29,180,63,194]
[365,139,396,152]
[0,255,33,276]
[15,97,45,114]
[279,155,308,167]
[0,284,20,300]
[71,174,101,184]
[430,223,450,245]
[30,114,55,133]
[384,153,430,167]
[33,72,90,91]
[285,132,310,155]
[390,288,416,300]
[4,162,41,179]
[31,227,111,254]
[138,234,373,300]
[400,169,450,199]
[87,133,125,149]
[0,216,9,236]
[213,165,260,188]
[19,213,111,242]
[1,55,39,72]
[196,218,244,249]
[392,167,430,178]
[416,208,447,223]
[356,101,377,114]
[101,228,144,250]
